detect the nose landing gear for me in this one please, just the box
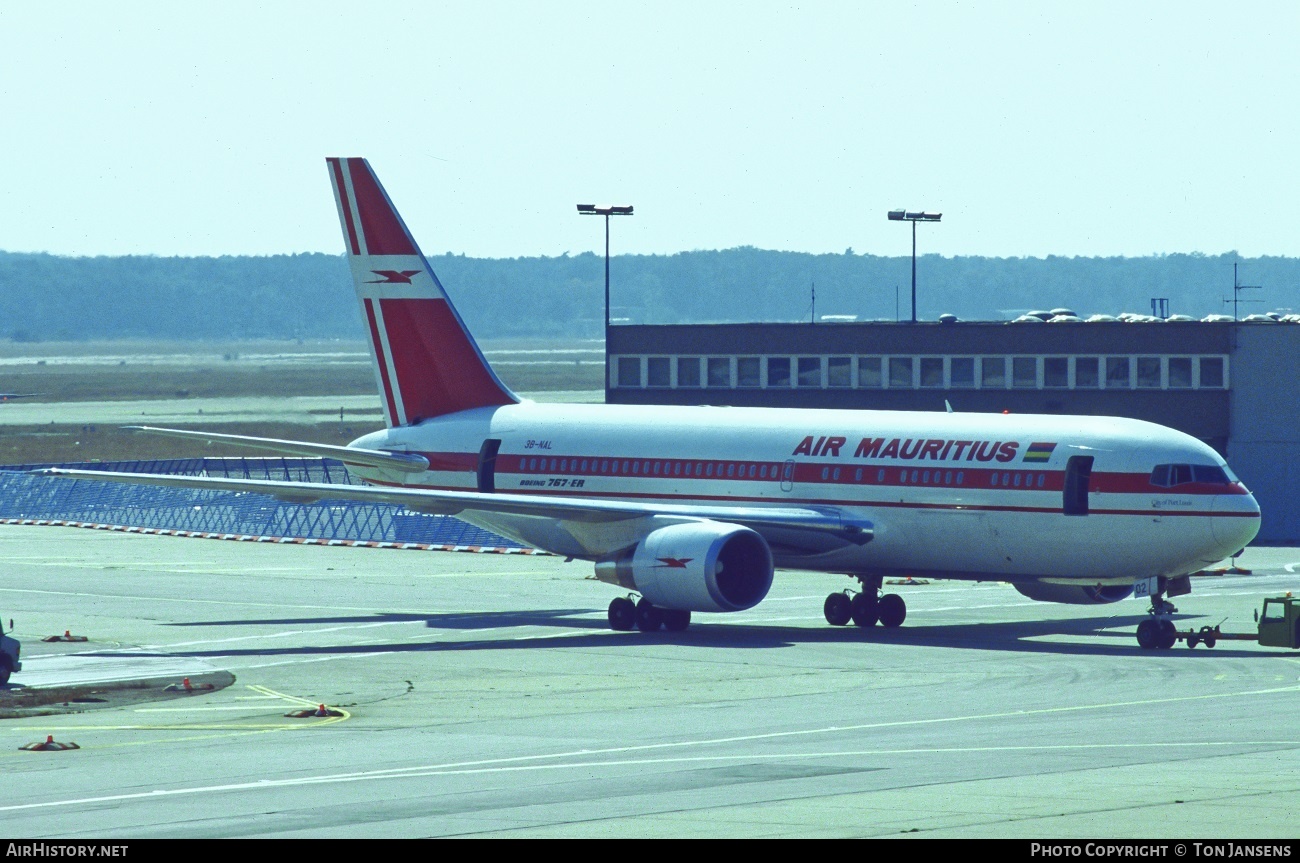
[1135,594,1179,650]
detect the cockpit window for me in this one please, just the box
[1192,465,1230,484]
[1150,463,1230,487]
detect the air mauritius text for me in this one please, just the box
[793,435,1023,463]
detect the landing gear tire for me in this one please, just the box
[1136,617,1178,649]
[850,593,878,628]
[608,597,637,631]
[662,609,691,632]
[877,593,907,629]
[635,598,665,633]
[1136,618,1160,649]
[824,593,852,626]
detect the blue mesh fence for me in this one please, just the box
[0,457,529,550]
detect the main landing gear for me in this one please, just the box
[607,596,690,633]
[1135,592,1179,650]
[824,576,907,629]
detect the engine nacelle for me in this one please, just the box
[594,522,774,613]
[1012,582,1135,605]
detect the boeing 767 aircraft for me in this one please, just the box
[38,158,1261,650]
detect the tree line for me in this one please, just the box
[1,248,1295,342]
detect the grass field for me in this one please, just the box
[0,339,605,465]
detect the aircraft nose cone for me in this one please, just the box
[1210,490,1262,554]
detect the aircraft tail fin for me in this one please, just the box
[326,158,517,426]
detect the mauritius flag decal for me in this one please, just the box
[1023,442,1057,463]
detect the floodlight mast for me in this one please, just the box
[888,209,942,323]
[579,204,634,331]
[577,204,634,390]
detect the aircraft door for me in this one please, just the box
[477,439,502,493]
[781,459,796,493]
[1063,455,1093,516]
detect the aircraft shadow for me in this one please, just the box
[78,610,1272,659]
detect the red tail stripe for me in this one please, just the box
[347,160,418,255]
[329,158,361,256]
[364,298,401,423]
[380,298,514,420]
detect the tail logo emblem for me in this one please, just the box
[367,270,423,284]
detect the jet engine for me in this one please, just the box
[1012,582,1135,605]
[594,522,774,613]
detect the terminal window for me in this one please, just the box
[1106,357,1131,388]
[827,356,852,388]
[736,356,761,387]
[647,357,671,387]
[980,357,1006,388]
[949,357,975,388]
[1012,357,1037,388]
[677,356,702,388]
[767,356,792,387]
[1074,357,1100,388]
[797,357,822,387]
[1044,357,1069,388]
[919,357,944,388]
[858,357,883,388]
[1167,357,1193,388]
[889,357,913,388]
[707,357,731,388]
[1136,357,1161,388]
[1199,357,1225,388]
[617,357,642,388]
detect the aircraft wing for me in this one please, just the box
[31,467,872,542]
[121,426,430,473]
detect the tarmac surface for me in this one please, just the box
[1,524,1298,838]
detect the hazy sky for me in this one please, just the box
[1,2,1296,259]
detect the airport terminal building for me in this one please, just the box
[606,320,1300,542]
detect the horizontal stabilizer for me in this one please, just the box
[122,426,430,473]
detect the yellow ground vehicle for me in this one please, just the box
[1180,595,1300,649]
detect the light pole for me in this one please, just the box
[887,209,941,323]
[577,204,631,392]
[582,205,637,330]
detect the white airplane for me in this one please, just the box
[37,158,1262,650]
